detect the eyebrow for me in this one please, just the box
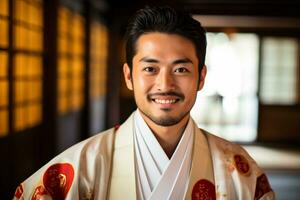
[139,57,159,63]
[139,57,193,64]
[173,58,193,65]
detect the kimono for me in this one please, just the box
[13,112,275,200]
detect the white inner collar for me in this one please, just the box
[134,109,194,200]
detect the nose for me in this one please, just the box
[156,69,175,91]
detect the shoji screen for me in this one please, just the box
[13,0,43,131]
[57,6,85,115]
[0,0,9,136]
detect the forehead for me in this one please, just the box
[134,32,198,63]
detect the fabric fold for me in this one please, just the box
[134,110,193,200]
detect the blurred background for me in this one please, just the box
[0,0,300,198]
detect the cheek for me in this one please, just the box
[186,90,197,102]
[179,78,198,91]
[137,77,146,87]
[135,75,152,91]
[181,80,198,100]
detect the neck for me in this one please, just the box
[140,112,190,158]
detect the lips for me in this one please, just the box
[148,92,184,105]
[154,99,178,104]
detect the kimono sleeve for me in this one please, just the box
[12,128,115,200]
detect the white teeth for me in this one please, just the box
[154,99,176,104]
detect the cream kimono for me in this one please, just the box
[13,112,275,200]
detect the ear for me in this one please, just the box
[123,63,133,90]
[198,65,207,91]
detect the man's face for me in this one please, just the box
[124,32,206,126]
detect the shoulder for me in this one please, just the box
[200,129,275,200]
[41,128,116,163]
[66,127,115,156]
[202,129,253,161]
[200,128,262,176]
[45,127,116,169]
[14,128,116,200]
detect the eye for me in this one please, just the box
[143,66,157,73]
[174,67,188,73]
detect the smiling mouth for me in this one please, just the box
[148,92,184,105]
[152,98,179,104]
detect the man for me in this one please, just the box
[13,6,275,200]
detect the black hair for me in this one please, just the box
[125,6,207,73]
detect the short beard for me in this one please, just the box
[131,79,191,126]
[139,108,190,127]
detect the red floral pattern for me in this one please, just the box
[254,173,272,200]
[31,186,49,200]
[43,163,75,200]
[192,179,216,200]
[234,154,250,176]
[14,184,23,199]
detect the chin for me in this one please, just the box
[147,112,190,127]
[151,117,182,126]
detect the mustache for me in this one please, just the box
[147,91,185,100]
